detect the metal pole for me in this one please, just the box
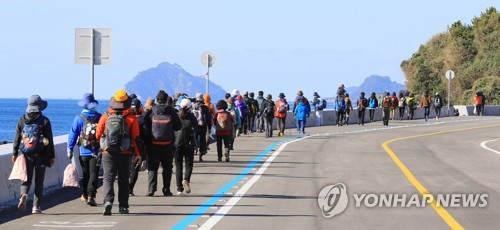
[90,29,95,95]
[206,66,210,95]
[447,78,450,116]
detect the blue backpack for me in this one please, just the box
[369,98,377,108]
[20,118,45,155]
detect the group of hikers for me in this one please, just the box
[10,86,486,216]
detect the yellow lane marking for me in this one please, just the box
[381,124,500,230]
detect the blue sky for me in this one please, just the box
[0,1,497,100]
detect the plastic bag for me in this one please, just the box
[9,155,27,182]
[62,163,80,187]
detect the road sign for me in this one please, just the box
[445,70,455,80]
[201,52,216,68]
[75,28,112,65]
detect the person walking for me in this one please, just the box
[128,98,149,197]
[249,92,259,133]
[67,93,101,206]
[275,93,289,136]
[293,90,311,114]
[192,93,211,161]
[293,97,309,134]
[174,99,198,195]
[433,92,443,121]
[420,91,432,121]
[96,90,142,215]
[397,92,406,120]
[214,100,234,162]
[474,92,484,116]
[382,92,391,126]
[13,95,55,214]
[312,92,327,126]
[226,97,241,150]
[357,92,368,125]
[261,94,276,138]
[368,92,378,122]
[406,93,417,120]
[146,90,181,197]
[389,92,398,120]
[256,91,265,133]
[334,94,346,126]
[344,93,353,125]
[203,94,215,150]
[235,95,248,136]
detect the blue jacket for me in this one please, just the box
[294,102,309,121]
[68,109,102,156]
[334,96,346,112]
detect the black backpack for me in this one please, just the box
[151,109,174,145]
[102,112,131,153]
[20,116,45,155]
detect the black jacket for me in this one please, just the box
[13,113,55,167]
[260,99,276,118]
[175,112,198,147]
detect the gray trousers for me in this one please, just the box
[102,152,131,208]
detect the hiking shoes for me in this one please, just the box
[146,192,155,197]
[18,194,27,212]
[162,188,173,197]
[32,206,42,214]
[103,202,112,216]
[182,180,191,194]
[118,207,129,214]
[80,195,87,203]
[87,197,97,207]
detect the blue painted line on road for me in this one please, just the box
[171,136,301,230]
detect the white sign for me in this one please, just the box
[201,51,216,68]
[445,70,455,80]
[75,28,112,65]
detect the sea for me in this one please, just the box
[0,98,110,142]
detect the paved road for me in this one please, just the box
[1,117,499,229]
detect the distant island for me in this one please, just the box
[125,62,227,101]
[336,75,406,99]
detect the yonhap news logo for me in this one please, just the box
[318,183,488,219]
[317,183,349,218]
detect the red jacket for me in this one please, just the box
[96,108,141,157]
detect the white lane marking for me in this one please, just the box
[33,222,116,228]
[199,136,311,229]
[480,138,500,155]
[32,225,114,228]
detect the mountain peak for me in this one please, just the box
[124,62,226,100]
[345,75,406,97]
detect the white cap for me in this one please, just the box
[231,89,240,97]
[180,98,192,109]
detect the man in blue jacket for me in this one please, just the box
[67,93,101,207]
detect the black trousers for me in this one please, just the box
[21,154,46,207]
[129,154,141,193]
[369,109,375,121]
[264,116,274,137]
[147,144,175,194]
[358,109,365,125]
[79,155,99,198]
[336,111,344,125]
[248,114,255,132]
[196,125,208,154]
[399,107,405,119]
[216,135,231,159]
[277,117,286,133]
[102,152,131,208]
[174,144,194,192]
[435,107,442,118]
[239,115,247,134]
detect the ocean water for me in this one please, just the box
[0,98,110,142]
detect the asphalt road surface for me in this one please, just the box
[1,116,499,230]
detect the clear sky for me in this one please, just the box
[0,1,497,100]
